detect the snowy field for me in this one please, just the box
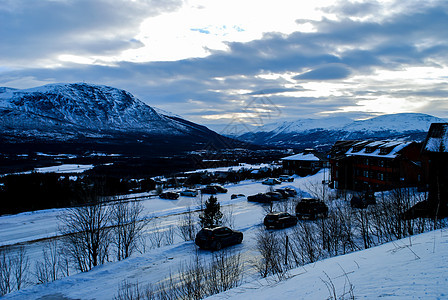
[1,169,447,299]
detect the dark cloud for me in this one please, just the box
[323,1,382,18]
[293,64,352,80]
[246,88,303,95]
[1,0,448,124]
[0,0,182,64]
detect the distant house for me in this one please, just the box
[329,140,424,191]
[281,149,328,176]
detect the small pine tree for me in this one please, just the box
[199,196,223,228]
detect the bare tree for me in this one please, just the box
[111,199,149,261]
[177,207,198,242]
[288,222,322,266]
[353,207,373,249]
[206,250,243,295]
[255,228,287,278]
[147,220,175,249]
[12,246,29,291]
[0,247,13,295]
[222,205,235,228]
[35,240,66,284]
[0,246,29,295]
[58,198,112,272]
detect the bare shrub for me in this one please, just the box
[222,205,235,229]
[255,228,287,278]
[321,268,355,300]
[0,245,29,295]
[58,198,112,272]
[148,221,175,249]
[353,207,373,249]
[115,250,243,300]
[206,250,243,295]
[177,207,198,242]
[34,240,66,284]
[288,222,322,266]
[112,199,149,261]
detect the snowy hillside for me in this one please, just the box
[1,169,447,299]
[0,83,242,156]
[259,116,353,135]
[342,113,445,133]
[209,228,448,299]
[235,113,447,149]
[0,83,197,137]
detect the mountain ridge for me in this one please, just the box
[0,83,242,155]
[233,113,447,150]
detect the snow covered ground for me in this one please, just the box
[1,170,447,299]
[209,228,448,299]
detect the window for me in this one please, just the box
[378,173,384,181]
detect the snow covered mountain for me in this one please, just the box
[0,83,235,154]
[0,83,205,137]
[235,113,446,150]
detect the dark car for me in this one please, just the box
[262,178,281,185]
[159,191,179,200]
[180,189,198,197]
[265,191,283,201]
[264,212,298,229]
[201,186,218,194]
[231,193,245,199]
[209,184,228,193]
[201,185,228,194]
[295,198,328,220]
[274,188,297,199]
[247,193,273,203]
[279,175,294,182]
[351,191,376,209]
[195,226,243,250]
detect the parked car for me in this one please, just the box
[350,191,376,209]
[195,226,243,250]
[247,193,273,203]
[180,189,198,197]
[201,186,218,194]
[159,191,179,200]
[274,188,297,199]
[264,212,298,229]
[262,178,281,185]
[201,185,228,194]
[209,184,228,193]
[231,193,245,199]
[295,198,328,220]
[279,175,294,182]
[265,191,283,201]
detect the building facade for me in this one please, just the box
[330,140,425,192]
[281,149,328,176]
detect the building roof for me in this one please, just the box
[345,140,414,158]
[328,140,362,159]
[422,123,448,153]
[282,152,321,161]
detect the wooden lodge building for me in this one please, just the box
[281,149,328,176]
[329,140,425,192]
[415,123,448,218]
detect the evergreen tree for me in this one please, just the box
[199,196,223,228]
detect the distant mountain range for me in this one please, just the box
[232,113,447,150]
[1,83,445,154]
[0,83,239,155]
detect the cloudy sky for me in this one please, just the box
[1,0,447,130]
